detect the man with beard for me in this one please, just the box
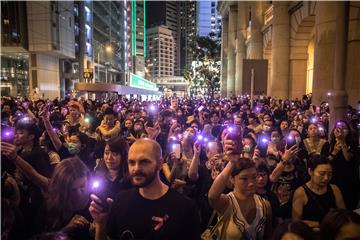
[89,138,201,240]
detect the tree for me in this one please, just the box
[185,34,221,98]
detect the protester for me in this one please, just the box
[1,93,359,239]
[89,138,201,240]
[320,209,360,240]
[292,155,345,230]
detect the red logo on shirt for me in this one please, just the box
[152,214,169,231]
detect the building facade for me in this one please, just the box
[146,26,174,78]
[1,1,76,99]
[93,1,125,85]
[125,0,146,82]
[179,1,197,72]
[197,0,222,41]
[1,1,133,98]
[219,2,359,102]
[219,1,359,126]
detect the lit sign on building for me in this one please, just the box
[130,73,158,91]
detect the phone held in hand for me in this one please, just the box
[172,143,181,159]
[258,136,269,157]
[91,177,109,211]
[286,135,296,149]
[227,125,243,154]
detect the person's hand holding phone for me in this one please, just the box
[39,104,50,119]
[1,142,17,161]
[89,194,113,226]
[193,141,201,158]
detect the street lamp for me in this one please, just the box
[97,43,113,83]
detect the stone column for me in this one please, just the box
[346,2,360,107]
[270,1,290,99]
[249,1,263,59]
[312,2,337,106]
[227,5,237,97]
[235,2,247,96]
[329,2,349,127]
[220,16,228,97]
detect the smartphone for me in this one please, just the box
[286,136,296,149]
[1,128,15,143]
[227,125,243,154]
[208,141,218,154]
[147,114,154,127]
[258,136,269,157]
[172,143,181,159]
[91,178,109,211]
[198,106,204,112]
[147,105,156,127]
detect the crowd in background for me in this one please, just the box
[1,94,360,240]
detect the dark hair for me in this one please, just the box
[106,137,129,179]
[243,134,257,148]
[46,157,90,230]
[320,209,360,240]
[257,162,270,174]
[308,154,331,170]
[273,219,314,240]
[231,158,256,177]
[15,122,40,143]
[104,107,117,117]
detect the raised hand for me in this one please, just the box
[89,194,113,226]
[145,122,161,140]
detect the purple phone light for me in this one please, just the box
[227,127,233,133]
[92,180,100,189]
[261,138,269,144]
[21,117,30,122]
[311,117,317,123]
[150,105,156,111]
[197,135,203,141]
[204,137,208,142]
[287,135,294,140]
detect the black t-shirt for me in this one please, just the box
[107,188,201,240]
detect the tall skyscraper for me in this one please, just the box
[146,26,174,78]
[125,0,146,82]
[146,1,197,76]
[197,1,221,40]
[92,1,125,84]
[179,0,197,72]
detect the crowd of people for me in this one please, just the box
[1,94,360,240]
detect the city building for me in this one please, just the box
[219,1,359,126]
[146,25,174,78]
[1,1,130,98]
[92,1,125,85]
[179,1,197,72]
[1,1,75,99]
[197,0,222,40]
[146,1,197,76]
[125,0,146,81]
